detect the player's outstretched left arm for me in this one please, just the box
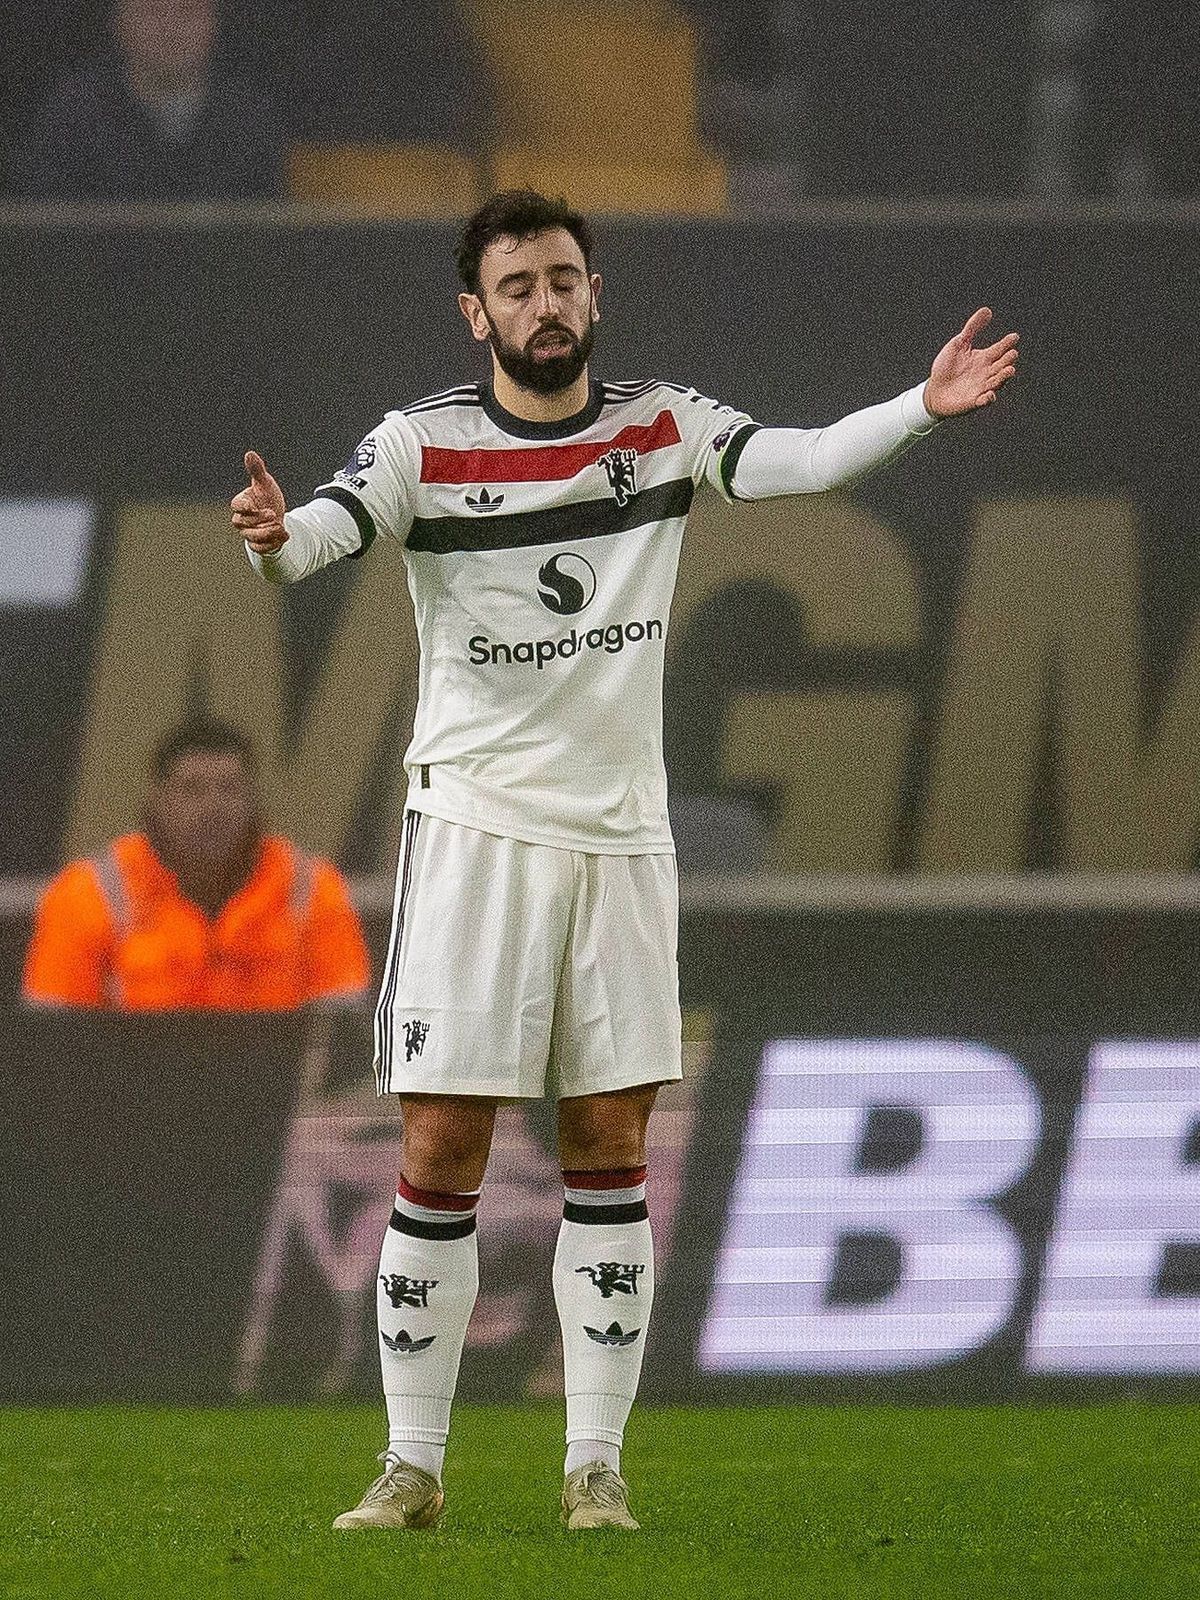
[922,307,1019,419]
[725,306,1020,501]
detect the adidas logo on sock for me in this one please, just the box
[382,1329,437,1354]
[584,1321,641,1347]
[465,487,505,512]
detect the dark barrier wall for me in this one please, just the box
[3,213,1199,876]
[0,1013,305,1398]
[3,903,1199,1402]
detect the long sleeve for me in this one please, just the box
[302,861,371,1004]
[247,409,420,582]
[23,861,116,1007]
[729,382,938,499]
[246,496,364,583]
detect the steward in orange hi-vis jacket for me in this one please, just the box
[23,719,369,1012]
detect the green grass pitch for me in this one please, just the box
[2,1402,1197,1598]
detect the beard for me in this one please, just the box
[486,314,595,397]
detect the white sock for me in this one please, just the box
[378,1175,480,1484]
[554,1166,654,1478]
[565,1438,621,1474]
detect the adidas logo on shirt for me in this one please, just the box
[465,486,505,513]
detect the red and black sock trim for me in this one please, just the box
[388,1207,476,1240]
[562,1165,649,1226]
[389,1174,479,1240]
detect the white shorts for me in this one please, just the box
[372,812,682,1100]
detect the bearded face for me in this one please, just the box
[462,226,601,403]
[485,312,595,396]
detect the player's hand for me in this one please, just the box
[922,308,1019,420]
[231,451,288,554]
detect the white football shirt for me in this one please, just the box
[313,379,759,854]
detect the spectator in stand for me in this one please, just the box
[11,0,284,201]
[23,718,369,1011]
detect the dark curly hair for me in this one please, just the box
[455,189,594,295]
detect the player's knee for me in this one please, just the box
[558,1086,657,1170]
[400,1096,496,1192]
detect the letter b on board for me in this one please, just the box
[699,1040,1041,1372]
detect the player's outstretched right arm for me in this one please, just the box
[232,450,362,583]
[232,450,287,553]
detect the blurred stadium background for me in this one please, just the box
[2,0,1200,1423]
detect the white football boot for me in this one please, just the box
[561,1461,640,1531]
[332,1454,444,1531]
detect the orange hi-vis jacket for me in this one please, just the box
[23,832,370,1011]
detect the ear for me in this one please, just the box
[458,291,491,343]
[589,272,602,322]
